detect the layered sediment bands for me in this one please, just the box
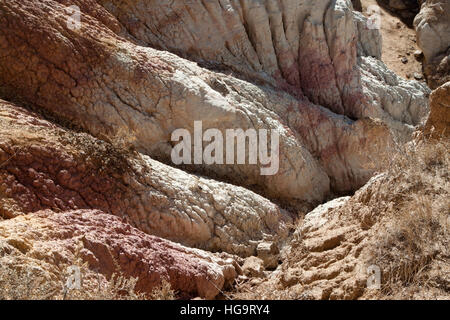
[0,0,442,300]
[96,0,429,123]
[97,0,363,113]
[414,0,450,89]
[0,209,240,299]
[0,100,290,256]
[0,0,329,206]
[0,0,429,206]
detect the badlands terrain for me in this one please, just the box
[0,0,448,300]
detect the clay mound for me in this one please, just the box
[0,99,291,257]
[0,0,445,301]
[0,209,240,299]
[424,81,450,138]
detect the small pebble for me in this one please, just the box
[401,57,408,64]
[414,72,423,80]
[414,50,423,60]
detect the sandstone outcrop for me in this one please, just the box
[0,209,240,299]
[424,81,450,137]
[234,140,449,299]
[0,0,430,208]
[414,0,450,89]
[0,100,290,257]
[98,0,428,122]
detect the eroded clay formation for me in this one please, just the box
[0,209,241,299]
[0,0,438,299]
[0,0,430,207]
[414,0,450,89]
[0,100,290,257]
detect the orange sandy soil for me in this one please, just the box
[361,0,426,82]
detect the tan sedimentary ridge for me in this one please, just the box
[414,0,450,89]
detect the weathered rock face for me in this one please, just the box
[235,140,450,299]
[0,0,443,301]
[414,0,450,89]
[0,209,240,299]
[424,81,450,137]
[0,100,290,257]
[276,175,395,300]
[0,0,430,207]
[280,147,449,299]
[0,0,327,207]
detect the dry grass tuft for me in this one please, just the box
[0,242,176,300]
[370,137,449,298]
[0,266,61,300]
[148,279,176,300]
[0,266,152,300]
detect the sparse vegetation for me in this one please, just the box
[230,136,449,300]
[370,137,449,299]
[56,130,133,176]
[0,242,176,300]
